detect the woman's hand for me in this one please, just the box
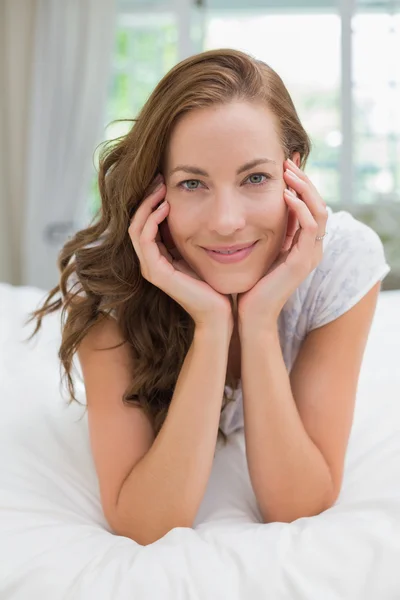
[128,174,234,333]
[237,159,329,332]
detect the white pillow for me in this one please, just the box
[0,282,399,600]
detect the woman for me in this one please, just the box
[26,48,391,545]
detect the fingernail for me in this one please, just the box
[284,189,296,198]
[157,200,167,210]
[285,169,300,180]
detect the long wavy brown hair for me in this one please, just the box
[24,47,311,445]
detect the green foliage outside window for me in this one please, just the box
[90,24,178,216]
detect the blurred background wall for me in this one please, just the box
[0,0,399,291]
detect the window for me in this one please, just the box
[89,12,180,215]
[204,12,341,206]
[88,0,400,215]
[353,10,400,204]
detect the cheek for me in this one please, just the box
[255,196,287,228]
[164,211,193,251]
[166,197,199,238]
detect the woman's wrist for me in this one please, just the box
[194,319,233,347]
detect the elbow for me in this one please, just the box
[109,515,194,546]
[262,505,326,524]
[261,485,338,524]
[262,505,329,524]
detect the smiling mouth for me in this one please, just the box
[209,246,252,255]
[203,242,258,254]
[204,241,259,263]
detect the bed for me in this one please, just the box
[0,281,399,599]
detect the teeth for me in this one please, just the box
[214,249,241,254]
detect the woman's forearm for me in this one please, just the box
[114,323,232,545]
[240,324,334,523]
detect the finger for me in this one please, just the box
[128,183,166,260]
[282,227,298,253]
[283,166,328,219]
[135,201,170,280]
[286,206,299,239]
[128,180,166,236]
[291,227,302,247]
[283,181,328,240]
[284,160,322,199]
[284,192,318,255]
[283,204,301,251]
[131,200,168,278]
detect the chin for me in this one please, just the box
[203,273,259,295]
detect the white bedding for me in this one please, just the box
[0,281,399,600]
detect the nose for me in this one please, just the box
[207,190,246,236]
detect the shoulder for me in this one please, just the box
[278,206,390,369]
[318,205,387,267]
[302,206,391,330]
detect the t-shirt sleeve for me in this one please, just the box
[306,213,391,331]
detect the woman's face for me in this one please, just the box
[162,101,300,295]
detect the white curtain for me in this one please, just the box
[0,0,116,289]
[0,0,36,286]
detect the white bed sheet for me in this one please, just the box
[0,282,399,599]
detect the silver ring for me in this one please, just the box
[315,231,328,241]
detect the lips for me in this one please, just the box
[204,242,256,253]
[204,241,258,264]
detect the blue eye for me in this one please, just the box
[247,173,271,185]
[177,173,272,192]
[179,179,202,192]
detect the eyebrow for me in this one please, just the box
[168,158,277,178]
